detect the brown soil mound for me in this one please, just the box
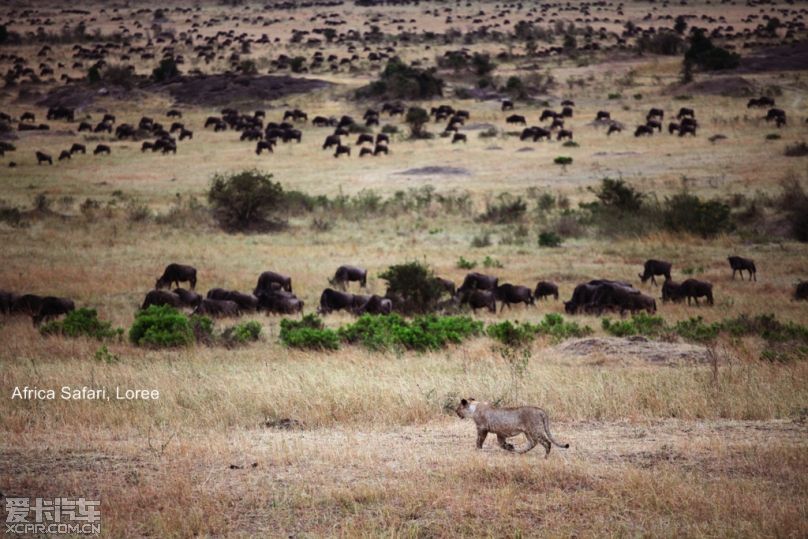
[555,336,708,364]
[671,76,757,97]
[160,74,332,107]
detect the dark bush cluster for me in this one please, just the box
[379,261,446,314]
[684,29,740,71]
[356,57,444,100]
[208,170,286,232]
[129,305,212,348]
[40,308,123,341]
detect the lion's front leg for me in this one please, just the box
[476,429,488,449]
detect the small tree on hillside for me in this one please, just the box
[208,170,285,231]
[379,261,444,314]
[405,106,429,139]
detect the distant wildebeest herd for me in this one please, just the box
[2,254,804,331]
[0,90,797,169]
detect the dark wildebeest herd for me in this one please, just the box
[3,254,805,330]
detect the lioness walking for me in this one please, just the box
[455,399,569,457]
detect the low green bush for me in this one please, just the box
[538,230,562,247]
[338,314,483,352]
[221,320,262,346]
[129,305,208,348]
[554,156,573,166]
[40,308,123,341]
[602,313,667,338]
[279,314,340,350]
[488,314,591,345]
[457,256,477,269]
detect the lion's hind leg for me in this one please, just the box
[497,434,515,451]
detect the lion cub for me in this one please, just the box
[455,398,569,457]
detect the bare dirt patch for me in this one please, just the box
[396,166,470,176]
[556,336,709,364]
[160,74,332,107]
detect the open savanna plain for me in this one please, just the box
[1,0,808,536]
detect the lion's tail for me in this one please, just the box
[542,412,569,448]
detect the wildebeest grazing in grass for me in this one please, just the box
[32,296,75,326]
[317,288,356,314]
[452,133,467,143]
[728,256,756,281]
[354,294,392,315]
[495,284,534,311]
[458,272,499,293]
[173,288,202,307]
[255,271,292,294]
[141,289,184,310]
[329,265,367,289]
[534,281,559,301]
[35,151,52,165]
[458,288,496,313]
[639,259,672,286]
[794,281,808,301]
[207,289,258,311]
[155,263,197,290]
[193,298,241,317]
[677,279,714,306]
[93,144,111,155]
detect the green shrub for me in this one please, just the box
[94,345,120,364]
[684,29,739,71]
[338,314,483,352]
[483,255,503,268]
[538,230,562,247]
[405,106,430,138]
[356,57,444,100]
[279,315,340,350]
[487,321,537,347]
[489,315,591,345]
[602,313,667,338]
[221,320,262,346]
[379,260,444,314]
[471,232,492,248]
[457,256,477,269]
[536,313,592,341]
[766,133,781,140]
[152,57,180,82]
[663,191,732,237]
[608,93,622,100]
[129,305,198,348]
[562,140,579,147]
[590,177,644,212]
[381,124,399,135]
[637,31,684,55]
[208,169,286,231]
[478,193,526,223]
[554,156,573,166]
[40,308,123,340]
[673,316,721,343]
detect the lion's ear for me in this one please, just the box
[460,399,468,406]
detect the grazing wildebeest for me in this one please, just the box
[561,106,574,118]
[167,109,182,118]
[58,150,71,161]
[646,120,662,132]
[539,109,558,121]
[173,288,202,307]
[596,111,611,121]
[354,294,392,315]
[32,296,75,326]
[170,122,184,133]
[647,108,664,121]
[93,144,111,155]
[240,128,262,141]
[534,281,559,301]
[70,143,86,154]
[317,288,356,314]
[255,140,274,154]
[193,298,241,317]
[639,259,672,286]
[550,118,565,130]
[495,284,534,311]
[564,280,636,314]
[257,291,304,315]
[747,97,774,108]
[46,105,74,122]
[334,144,351,158]
[452,133,467,143]
[207,289,258,311]
[794,281,808,301]
[501,100,514,111]
[155,263,197,290]
[728,256,756,281]
[21,111,35,122]
[375,133,389,145]
[254,271,292,294]
[35,151,52,165]
[506,114,526,125]
[78,121,92,132]
[459,288,497,313]
[677,279,714,306]
[12,294,44,315]
[435,277,456,296]
[531,127,551,141]
[679,124,697,136]
[634,125,653,137]
[458,272,499,292]
[668,122,680,135]
[359,147,373,157]
[141,141,154,152]
[556,129,573,141]
[141,289,183,309]
[329,265,367,289]
[677,107,694,119]
[373,144,388,156]
[607,124,622,135]
[179,128,193,141]
[356,133,374,145]
[765,108,786,124]
[0,290,18,314]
